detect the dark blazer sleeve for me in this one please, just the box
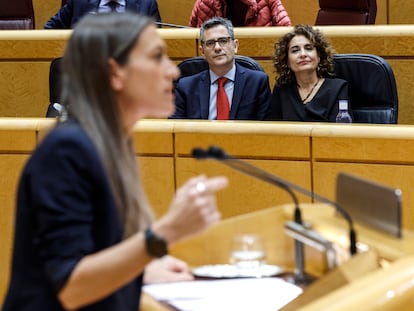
[231,66,271,120]
[268,84,284,120]
[127,0,161,22]
[172,79,188,118]
[252,71,272,120]
[306,78,349,122]
[269,78,349,122]
[147,0,162,22]
[44,0,75,29]
[44,0,99,29]
[170,71,210,119]
[27,124,119,292]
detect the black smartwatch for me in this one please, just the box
[144,228,168,258]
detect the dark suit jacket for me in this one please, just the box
[3,119,143,311]
[269,78,349,122]
[171,63,271,120]
[44,0,161,29]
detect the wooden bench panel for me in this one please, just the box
[175,158,312,219]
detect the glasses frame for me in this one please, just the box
[201,37,234,49]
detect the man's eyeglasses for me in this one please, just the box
[201,37,233,49]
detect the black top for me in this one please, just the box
[268,78,349,122]
[3,119,143,311]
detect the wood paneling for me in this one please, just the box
[138,156,175,219]
[133,119,175,155]
[389,60,414,125]
[174,120,312,158]
[3,119,414,305]
[175,158,312,219]
[1,26,414,123]
[311,124,414,231]
[33,0,61,29]
[312,162,414,231]
[0,155,29,306]
[0,62,50,117]
[389,0,414,24]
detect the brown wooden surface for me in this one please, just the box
[298,255,414,311]
[0,119,39,307]
[2,25,414,123]
[3,120,414,307]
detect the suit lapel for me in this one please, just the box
[199,72,210,119]
[87,0,100,12]
[230,64,246,119]
[126,0,140,11]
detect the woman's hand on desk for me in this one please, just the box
[144,255,194,284]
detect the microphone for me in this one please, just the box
[193,146,301,219]
[192,146,358,257]
[154,21,193,28]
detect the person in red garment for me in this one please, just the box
[189,0,291,27]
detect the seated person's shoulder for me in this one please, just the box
[40,120,91,151]
[238,66,269,82]
[176,69,209,85]
[326,77,348,85]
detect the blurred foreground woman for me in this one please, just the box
[3,12,228,311]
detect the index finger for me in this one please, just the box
[202,176,229,193]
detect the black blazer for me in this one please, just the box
[44,0,161,29]
[171,63,271,120]
[269,78,349,122]
[3,120,143,311]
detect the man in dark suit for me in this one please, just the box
[44,0,161,29]
[171,17,271,120]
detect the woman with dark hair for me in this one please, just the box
[269,24,350,121]
[3,12,228,311]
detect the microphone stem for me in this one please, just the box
[222,157,357,256]
[219,157,310,279]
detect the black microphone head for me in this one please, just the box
[192,147,208,159]
[207,146,228,159]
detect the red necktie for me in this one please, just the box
[216,77,230,120]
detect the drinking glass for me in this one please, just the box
[229,234,267,277]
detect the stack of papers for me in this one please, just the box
[143,277,302,311]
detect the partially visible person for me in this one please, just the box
[189,0,291,27]
[44,0,161,29]
[3,12,228,311]
[269,24,350,122]
[171,17,271,120]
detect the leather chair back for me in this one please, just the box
[177,55,264,80]
[0,0,35,29]
[315,0,377,25]
[334,54,398,124]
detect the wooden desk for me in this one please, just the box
[2,25,414,123]
[144,203,414,310]
[311,123,414,231]
[3,120,414,307]
[170,203,414,274]
[173,120,313,219]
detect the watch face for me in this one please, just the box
[145,228,168,258]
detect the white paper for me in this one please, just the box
[143,277,302,311]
